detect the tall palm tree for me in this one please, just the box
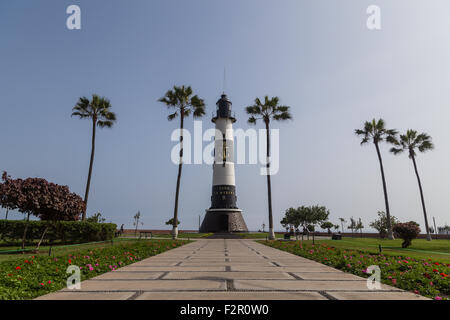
[72,94,116,220]
[390,130,434,241]
[246,96,291,240]
[355,119,397,239]
[158,85,205,239]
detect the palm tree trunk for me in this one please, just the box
[411,155,431,241]
[5,209,8,220]
[83,118,97,221]
[265,121,275,240]
[172,109,184,240]
[374,142,394,239]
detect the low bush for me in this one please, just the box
[393,222,421,248]
[0,220,117,245]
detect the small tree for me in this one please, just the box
[165,218,180,227]
[36,185,84,250]
[393,222,421,248]
[338,218,346,235]
[280,207,299,234]
[280,217,290,232]
[86,212,106,223]
[356,218,364,237]
[370,211,398,238]
[133,211,143,236]
[320,221,334,234]
[0,173,21,221]
[347,217,357,237]
[1,172,84,249]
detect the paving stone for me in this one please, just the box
[234,280,398,291]
[230,266,339,272]
[61,279,226,291]
[179,261,274,266]
[163,271,294,280]
[136,291,327,300]
[116,266,226,272]
[115,261,179,267]
[293,272,363,280]
[94,271,164,280]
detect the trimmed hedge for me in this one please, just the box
[0,220,117,245]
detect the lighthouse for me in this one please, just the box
[200,94,248,233]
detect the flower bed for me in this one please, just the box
[260,240,449,300]
[0,239,187,300]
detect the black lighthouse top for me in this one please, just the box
[212,93,236,123]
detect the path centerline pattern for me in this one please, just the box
[36,239,428,300]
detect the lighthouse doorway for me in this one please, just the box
[218,214,229,232]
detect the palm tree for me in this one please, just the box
[72,94,116,220]
[390,130,434,241]
[158,85,205,239]
[355,119,397,239]
[339,218,346,234]
[246,96,292,240]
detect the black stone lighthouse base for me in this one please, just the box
[200,209,248,233]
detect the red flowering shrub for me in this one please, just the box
[1,172,85,248]
[393,222,421,248]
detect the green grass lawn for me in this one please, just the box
[0,239,189,300]
[0,239,141,263]
[309,237,450,263]
[154,232,213,239]
[236,232,284,239]
[119,232,213,239]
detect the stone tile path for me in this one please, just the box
[36,239,428,300]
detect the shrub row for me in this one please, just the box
[0,220,117,245]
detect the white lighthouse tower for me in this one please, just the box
[200,94,248,233]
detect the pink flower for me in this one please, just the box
[435,296,442,300]
[391,279,397,285]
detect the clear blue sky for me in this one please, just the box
[1,0,450,231]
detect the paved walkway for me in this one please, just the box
[37,239,428,300]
